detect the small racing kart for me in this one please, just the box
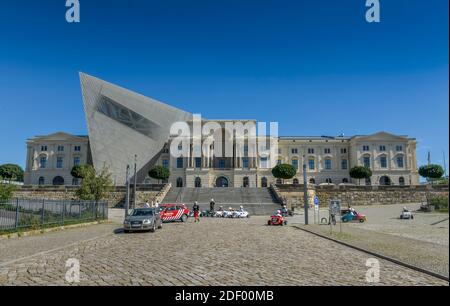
[213,210,225,218]
[400,210,414,219]
[267,215,287,226]
[233,210,250,218]
[222,210,235,218]
[341,210,366,223]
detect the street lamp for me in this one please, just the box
[303,156,309,225]
[133,154,137,209]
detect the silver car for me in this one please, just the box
[123,208,162,233]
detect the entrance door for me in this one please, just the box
[216,176,229,187]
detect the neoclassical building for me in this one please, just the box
[24,132,90,186]
[24,74,420,187]
[150,129,419,188]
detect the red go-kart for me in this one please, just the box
[267,215,288,226]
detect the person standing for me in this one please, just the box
[193,201,200,222]
[209,198,215,213]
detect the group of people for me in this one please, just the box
[143,201,159,209]
[192,198,217,222]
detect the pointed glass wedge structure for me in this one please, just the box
[80,73,192,185]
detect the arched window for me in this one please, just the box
[176,177,183,187]
[52,176,64,186]
[379,155,388,168]
[342,178,349,183]
[261,177,268,187]
[362,155,371,168]
[195,177,201,188]
[243,177,249,187]
[326,178,332,184]
[39,155,47,169]
[324,158,332,170]
[399,177,405,186]
[309,178,316,184]
[293,178,299,185]
[291,158,299,170]
[38,177,45,185]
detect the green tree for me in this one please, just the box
[71,165,94,179]
[271,164,297,184]
[0,183,17,201]
[349,166,373,185]
[0,164,24,182]
[419,164,444,184]
[148,165,170,184]
[75,166,113,201]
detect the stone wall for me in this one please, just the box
[276,184,449,209]
[13,185,165,208]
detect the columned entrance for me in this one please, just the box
[215,176,229,187]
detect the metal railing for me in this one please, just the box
[0,199,108,231]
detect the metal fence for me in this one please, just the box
[0,199,108,231]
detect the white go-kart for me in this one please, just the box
[233,210,250,218]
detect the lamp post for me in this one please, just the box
[303,157,309,225]
[125,165,130,217]
[133,154,137,209]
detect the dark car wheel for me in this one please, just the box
[149,223,156,232]
[124,229,130,233]
[181,214,188,223]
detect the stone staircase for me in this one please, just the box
[162,187,282,215]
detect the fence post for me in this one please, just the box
[62,201,65,225]
[14,198,19,229]
[41,199,45,226]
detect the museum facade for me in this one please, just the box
[23,73,420,187]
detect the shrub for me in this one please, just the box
[0,164,24,182]
[349,166,372,185]
[272,164,297,183]
[430,197,449,212]
[148,165,170,184]
[0,183,16,201]
[419,164,444,183]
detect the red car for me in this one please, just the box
[159,204,190,222]
[267,215,288,226]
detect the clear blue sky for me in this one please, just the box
[0,0,448,171]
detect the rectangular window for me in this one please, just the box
[74,146,81,152]
[41,145,47,151]
[340,148,347,154]
[380,156,387,168]
[308,148,314,154]
[162,159,169,168]
[260,157,268,168]
[57,145,64,152]
[379,145,386,152]
[325,159,332,170]
[308,158,315,170]
[195,157,202,168]
[341,159,348,170]
[363,145,370,151]
[291,148,298,154]
[396,145,403,152]
[292,159,298,170]
[40,156,47,169]
[176,157,183,169]
[57,157,63,168]
[243,157,249,168]
[219,159,225,168]
[397,156,404,168]
[324,148,331,154]
[363,156,370,168]
[277,159,282,165]
[278,148,282,154]
[73,157,80,166]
